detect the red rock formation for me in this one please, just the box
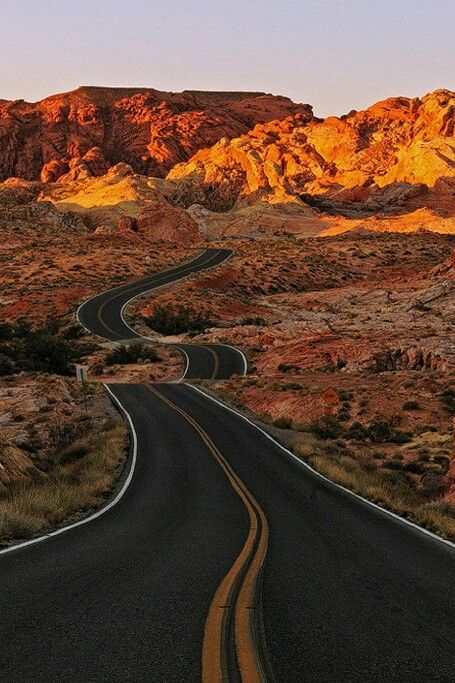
[0,86,312,182]
[117,215,138,234]
[168,89,455,212]
[136,200,200,244]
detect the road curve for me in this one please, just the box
[1,249,455,682]
[77,248,247,380]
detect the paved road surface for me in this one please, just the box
[1,249,454,682]
[77,248,246,380]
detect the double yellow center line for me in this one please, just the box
[94,251,223,340]
[148,386,270,682]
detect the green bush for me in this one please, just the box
[105,342,159,366]
[146,304,213,335]
[0,321,90,376]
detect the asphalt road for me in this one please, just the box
[1,249,454,682]
[77,248,247,380]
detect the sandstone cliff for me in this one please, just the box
[167,89,455,213]
[0,86,312,182]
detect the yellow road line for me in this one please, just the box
[94,252,222,339]
[147,386,269,682]
[203,346,220,380]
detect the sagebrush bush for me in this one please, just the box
[146,304,213,335]
[305,415,343,439]
[0,320,94,376]
[402,400,421,411]
[273,416,293,429]
[241,316,267,326]
[105,341,159,366]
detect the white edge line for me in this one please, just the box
[0,384,138,556]
[117,249,240,383]
[76,249,218,380]
[189,384,455,552]
[75,250,207,342]
[216,343,248,376]
[77,249,245,382]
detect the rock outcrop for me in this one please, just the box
[168,89,455,212]
[134,200,200,243]
[0,86,312,182]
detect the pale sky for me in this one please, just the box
[0,0,453,117]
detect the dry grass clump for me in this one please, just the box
[410,502,455,540]
[292,434,455,541]
[0,421,128,544]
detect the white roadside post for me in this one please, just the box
[75,364,89,413]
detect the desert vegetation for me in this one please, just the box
[0,321,95,376]
[145,303,213,335]
[291,430,455,540]
[105,341,159,365]
[0,377,128,546]
[212,365,455,541]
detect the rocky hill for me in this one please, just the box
[167,89,455,213]
[0,86,312,182]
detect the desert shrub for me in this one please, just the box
[241,316,267,326]
[367,420,412,444]
[341,419,411,444]
[61,324,85,340]
[0,322,88,376]
[345,421,370,441]
[277,362,299,373]
[146,304,213,335]
[0,423,127,543]
[0,354,15,375]
[433,455,450,471]
[440,388,455,415]
[273,416,293,429]
[306,415,343,439]
[403,459,427,474]
[105,342,159,366]
[415,424,437,434]
[0,323,14,340]
[411,501,455,540]
[402,400,421,411]
[24,333,75,375]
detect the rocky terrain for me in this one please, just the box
[1,86,454,241]
[168,89,455,222]
[128,233,455,375]
[0,373,129,545]
[124,233,455,538]
[1,84,455,540]
[0,86,311,182]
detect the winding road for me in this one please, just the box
[1,248,454,682]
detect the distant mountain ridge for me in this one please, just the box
[166,89,455,212]
[0,86,312,181]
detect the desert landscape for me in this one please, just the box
[1,0,455,679]
[1,85,455,543]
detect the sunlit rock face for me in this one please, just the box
[167,89,455,212]
[0,85,313,182]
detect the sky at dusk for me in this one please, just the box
[0,0,453,117]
